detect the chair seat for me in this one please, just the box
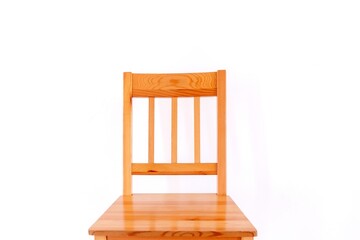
[89,194,257,239]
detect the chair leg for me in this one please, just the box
[94,236,106,240]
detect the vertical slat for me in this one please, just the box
[148,97,155,163]
[194,97,200,163]
[217,70,227,195]
[171,97,178,163]
[123,72,132,196]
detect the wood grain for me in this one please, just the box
[194,97,200,163]
[123,72,132,196]
[108,237,244,240]
[90,70,257,240]
[171,97,178,163]
[148,97,155,163]
[89,194,257,237]
[217,70,226,195]
[132,163,217,175]
[132,72,217,97]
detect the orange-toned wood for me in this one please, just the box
[132,163,217,175]
[132,72,217,97]
[89,194,257,238]
[217,70,226,195]
[194,97,200,163]
[90,70,257,240]
[108,237,245,240]
[148,97,155,163]
[123,72,132,196]
[171,97,178,163]
[94,236,107,240]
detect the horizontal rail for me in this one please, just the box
[132,163,217,175]
[132,72,217,97]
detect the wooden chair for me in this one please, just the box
[88,70,257,240]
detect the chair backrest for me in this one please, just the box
[123,70,226,195]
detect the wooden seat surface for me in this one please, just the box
[89,194,257,239]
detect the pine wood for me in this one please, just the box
[132,72,217,97]
[194,97,200,163]
[217,70,226,196]
[89,194,257,238]
[132,163,217,175]
[95,236,107,240]
[123,72,132,196]
[107,237,251,240]
[171,97,178,163]
[90,70,257,240]
[148,97,155,163]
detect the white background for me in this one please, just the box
[0,1,359,240]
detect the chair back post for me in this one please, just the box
[217,70,226,195]
[123,72,133,196]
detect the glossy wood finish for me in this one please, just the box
[89,194,257,238]
[95,236,106,240]
[122,71,225,190]
[217,70,226,196]
[132,163,217,175]
[90,70,257,240]
[107,237,252,240]
[123,72,132,196]
[132,72,217,97]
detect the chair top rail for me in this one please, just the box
[131,72,217,97]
